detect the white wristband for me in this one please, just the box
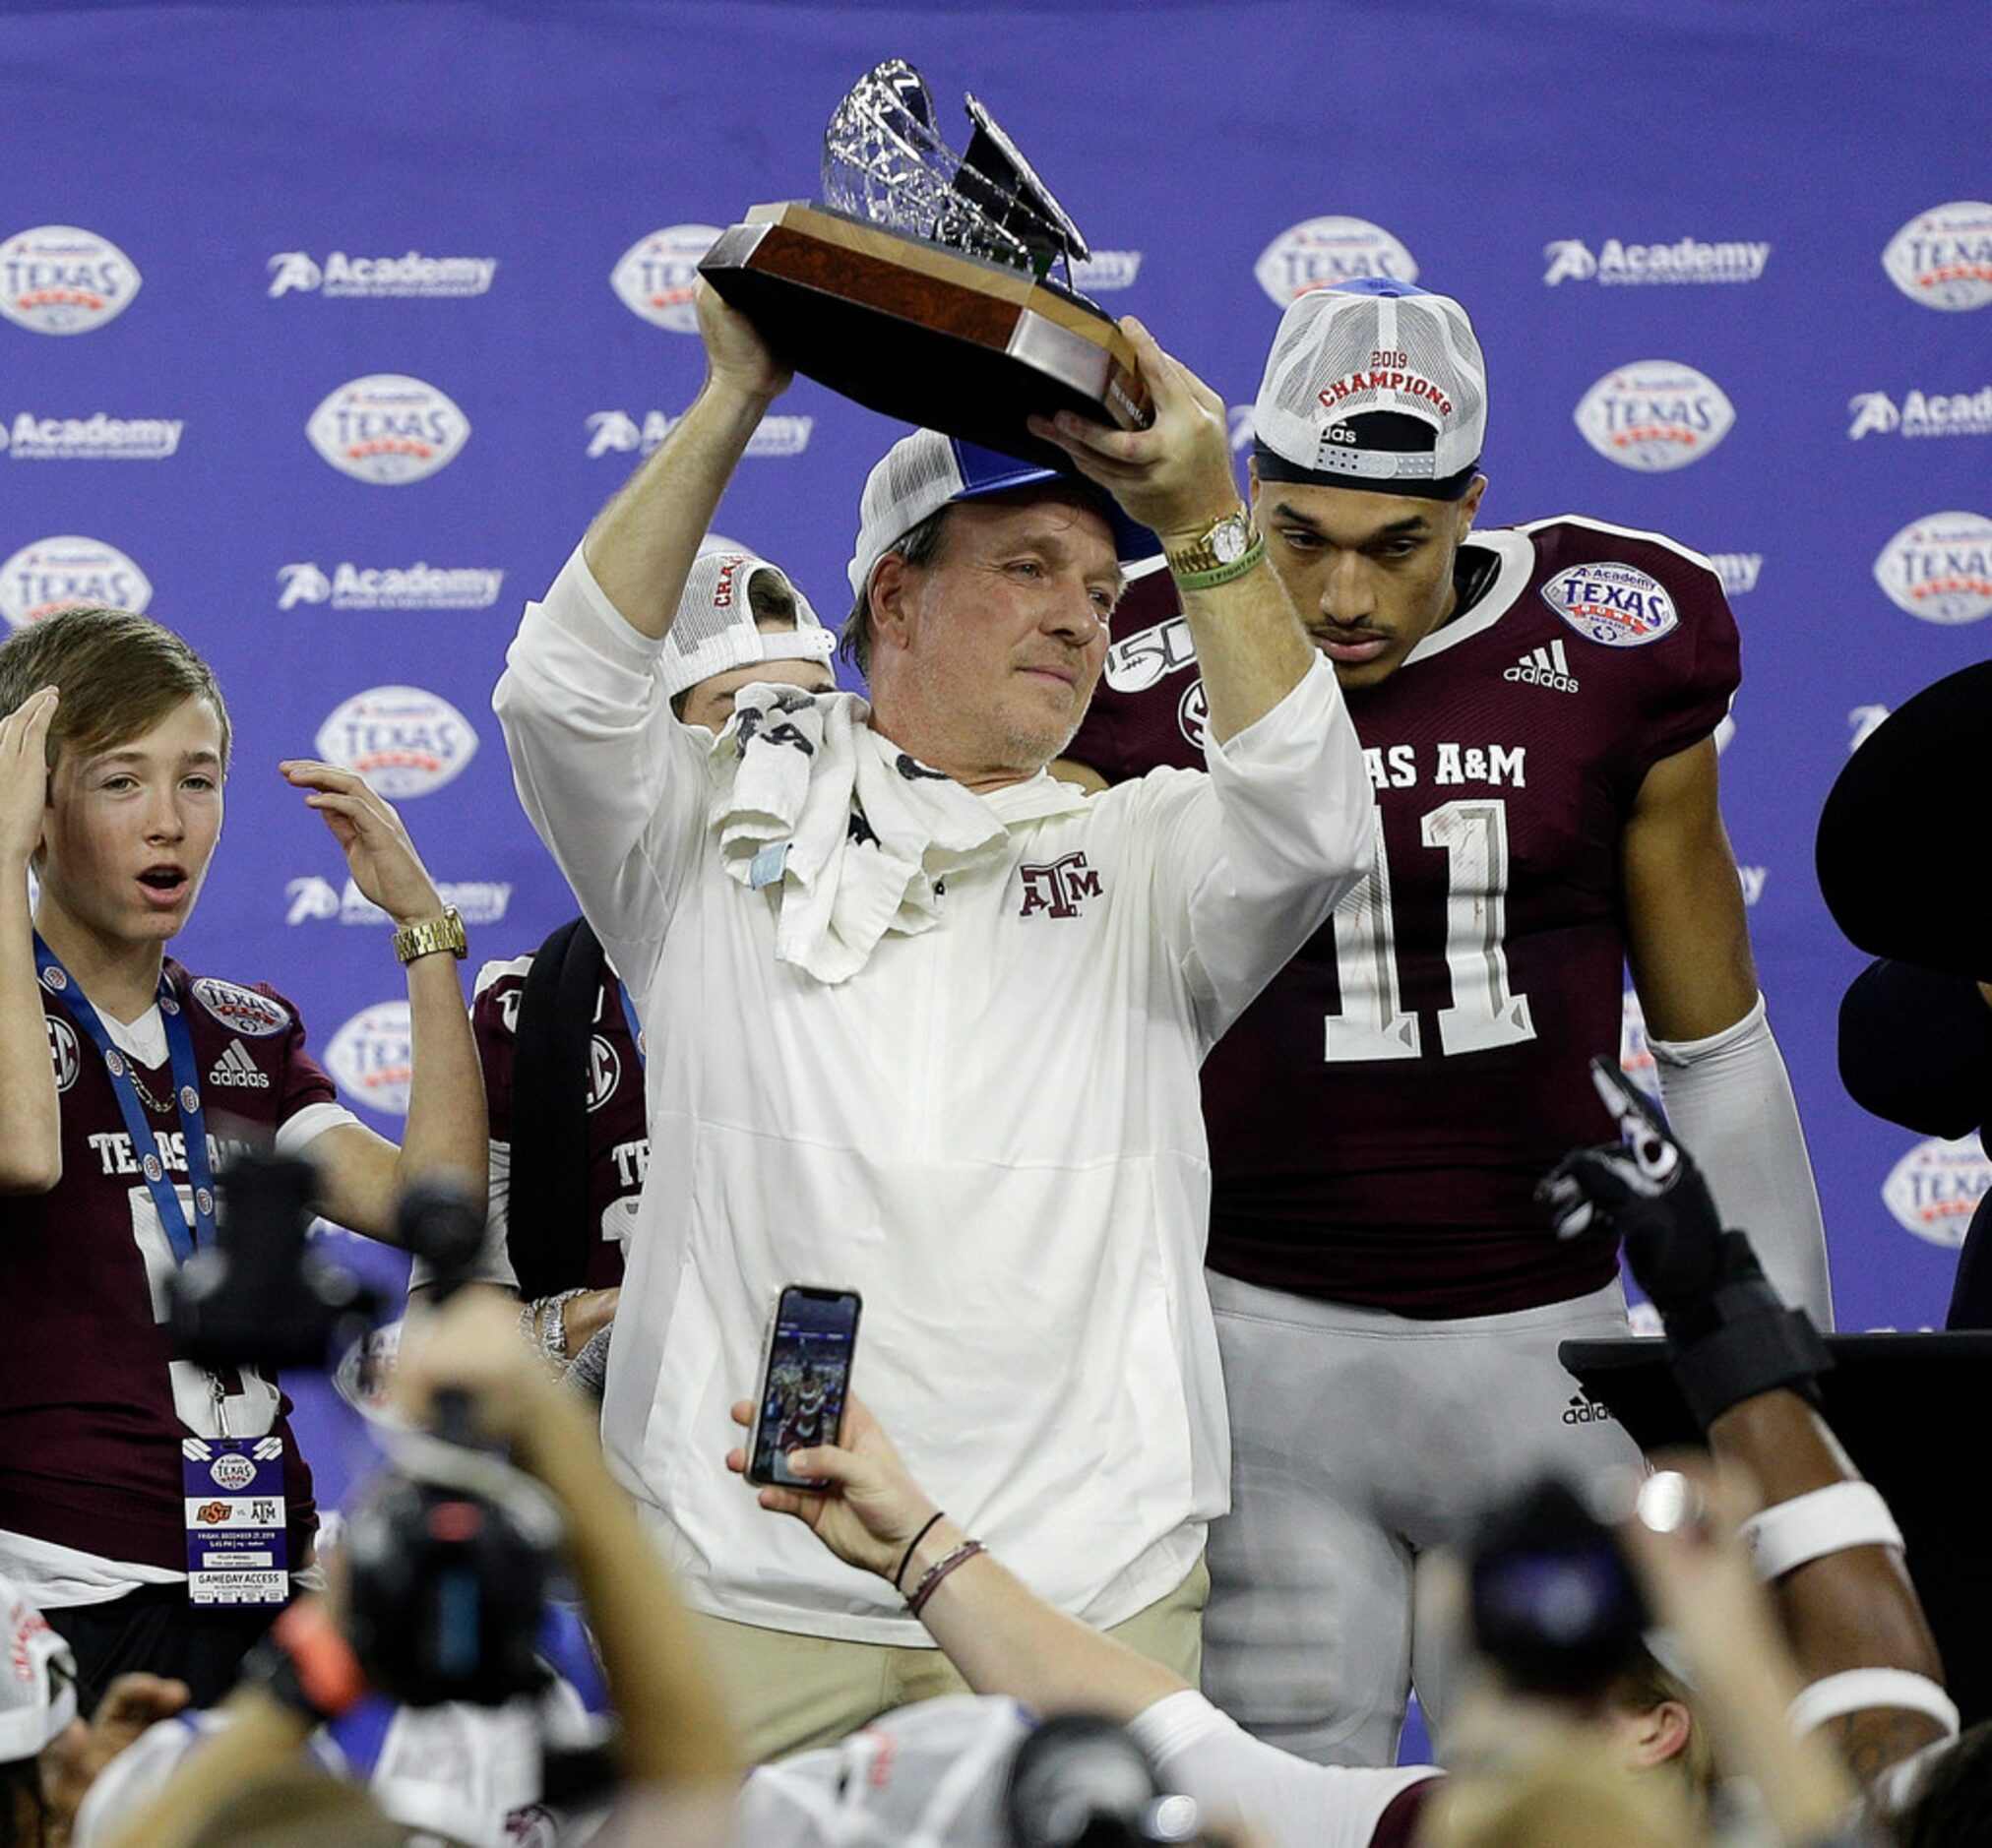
[1738,1481,1902,1582]
[1787,1668,1959,1739]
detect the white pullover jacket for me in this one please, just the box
[495,547,1370,1643]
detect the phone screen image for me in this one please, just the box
[750,1286,861,1489]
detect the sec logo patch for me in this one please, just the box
[1541,562,1680,647]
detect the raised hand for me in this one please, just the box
[0,687,57,871]
[1537,1058,1725,1313]
[726,1389,935,1583]
[280,760,442,928]
[694,277,791,402]
[1025,316,1238,545]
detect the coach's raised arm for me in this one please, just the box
[491,274,1371,1763]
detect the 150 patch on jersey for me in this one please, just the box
[1541,562,1680,647]
[191,977,292,1038]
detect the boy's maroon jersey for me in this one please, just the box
[1071,519,1739,1315]
[0,962,333,1572]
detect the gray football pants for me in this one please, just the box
[1202,1269,1642,1767]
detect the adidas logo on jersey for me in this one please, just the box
[1504,641,1580,693]
[1562,1390,1615,1426]
[208,1038,271,1089]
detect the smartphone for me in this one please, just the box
[746,1285,862,1489]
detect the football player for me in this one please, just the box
[0,606,483,1705]
[1052,277,1831,1764]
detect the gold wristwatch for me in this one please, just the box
[393,905,467,965]
[1164,504,1265,589]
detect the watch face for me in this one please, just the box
[1212,516,1248,563]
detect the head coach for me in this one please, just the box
[494,280,1372,1763]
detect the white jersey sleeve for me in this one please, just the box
[1125,1691,1441,1848]
[1114,654,1372,1048]
[493,543,711,1001]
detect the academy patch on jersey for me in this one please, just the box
[1540,561,1680,647]
[191,977,292,1038]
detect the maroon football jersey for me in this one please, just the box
[1072,518,1739,1315]
[473,956,645,1291]
[0,961,334,1573]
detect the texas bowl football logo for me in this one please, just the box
[1574,363,1734,471]
[326,1002,414,1116]
[0,536,153,630]
[1883,1136,1992,1247]
[1253,216,1416,307]
[610,225,723,331]
[191,978,292,1039]
[1882,201,1992,311]
[306,374,470,484]
[1541,562,1680,648]
[1871,512,1992,625]
[314,687,479,797]
[210,1453,257,1492]
[0,226,142,335]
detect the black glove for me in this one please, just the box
[1538,1059,1830,1430]
[1538,1060,1726,1314]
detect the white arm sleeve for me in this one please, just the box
[1125,1691,1440,1848]
[1650,992,1835,1327]
[1139,655,1372,1046]
[492,543,710,999]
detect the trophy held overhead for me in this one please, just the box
[699,59,1152,469]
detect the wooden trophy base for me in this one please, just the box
[699,202,1150,469]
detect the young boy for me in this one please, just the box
[0,604,484,1706]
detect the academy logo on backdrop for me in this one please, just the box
[1881,202,1992,311]
[285,875,512,927]
[268,250,497,298]
[1847,388,1992,440]
[0,226,142,335]
[1,411,182,461]
[610,225,723,331]
[586,409,812,460]
[1542,238,1770,285]
[278,561,504,610]
[1574,362,1734,471]
[1883,1137,1992,1246]
[1071,251,1143,291]
[314,687,479,796]
[1871,513,1992,625]
[306,375,470,484]
[0,536,153,629]
[1541,561,1680,647]
[1253,216,1416,306]
[1708,553,1763,596]
[326,1002,413,1116]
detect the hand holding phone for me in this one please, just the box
[746,1285,862,1489]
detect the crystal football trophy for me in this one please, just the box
[698,61,1152,466]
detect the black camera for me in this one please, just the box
[341,1180,563,1709]
[1467,1476,1650,1700]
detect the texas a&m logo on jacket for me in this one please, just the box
[1018,854,1105,920]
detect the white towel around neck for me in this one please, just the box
[708,685,1012,983]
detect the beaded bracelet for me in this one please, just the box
[907,1539,986,1618]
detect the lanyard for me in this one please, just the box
[35,937,217,1264]
[616,978,646,1068]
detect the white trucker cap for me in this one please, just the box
[1252,277,1487,499]
[0,1571,78,1762]
[845,428,1157,605]
[662,548,834,701]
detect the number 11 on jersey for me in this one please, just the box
[1323,799,1536,1064]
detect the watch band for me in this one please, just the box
[1172,534,1268,591]
[393,904,467,965]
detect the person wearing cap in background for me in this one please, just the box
[1066,277,1831,1766]
[495,277,1373,1760]
[409,548,838,1397]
